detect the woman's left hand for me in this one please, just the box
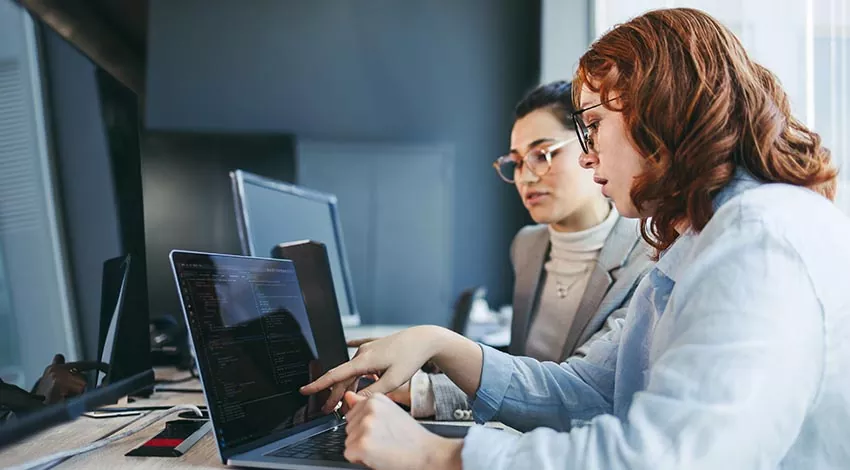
[342,391,463,470]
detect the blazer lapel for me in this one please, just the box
[509,229,549,356]
[559,214,638,360]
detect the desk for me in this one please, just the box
[343,324,411,342]
[0,369,512,469]
[344,323,512,350]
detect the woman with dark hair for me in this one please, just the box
[303,8,850,469]
[378,81,652,421]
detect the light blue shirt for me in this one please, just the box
[463,173,850,469]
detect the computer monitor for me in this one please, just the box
[95,254,153,389]
[230,170,360,326]
[0,254,154,450]
[96,255,131,387]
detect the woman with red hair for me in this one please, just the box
[302,8,850,469]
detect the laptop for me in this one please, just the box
[170,250,467,469]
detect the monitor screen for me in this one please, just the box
[171,252,339,455]
[230,170,359,325]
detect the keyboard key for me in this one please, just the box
[269,428,347,460]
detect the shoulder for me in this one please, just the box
[607,215,654,273]
[511,224,548,250]
[706,183,850,250]
[685,184,850,299]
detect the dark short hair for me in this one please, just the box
[514,80,577,130]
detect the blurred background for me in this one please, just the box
[0,0,847,390]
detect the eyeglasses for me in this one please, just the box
[571,97,618,154]
[492,138,576,183]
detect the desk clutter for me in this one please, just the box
[0,170,512,468]
[0,369,514,469]
[1,242,516,469]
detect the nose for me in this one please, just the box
[517,163,540,184]
[579,151,598,169]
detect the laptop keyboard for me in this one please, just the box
[269,426,348,462]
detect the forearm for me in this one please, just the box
[427,438,463,470]
[428,328,483,397]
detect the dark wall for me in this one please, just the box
[140,132,296,320]
[43,26,297,356]
[42,29,122,361]
[145,0,539,315]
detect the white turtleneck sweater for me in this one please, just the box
[525,206,618,362]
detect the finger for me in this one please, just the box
[386,387,408,405]
[343,439,364,466]
[345,337,377,348]
[66,361,110,373]
[54,372,86,396]
[344,422,365,444]
[356,369,406,398]
[322,377,357,414]
[339,378,360,414]
[301,359,375,395]
[60,370,87,388]
[343,392,369,426]
[52,354,65,365]
[344,390,366,410]
[66,378,87,395]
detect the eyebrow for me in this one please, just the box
[510,138,555,155]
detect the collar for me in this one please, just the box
[655,168,762,282]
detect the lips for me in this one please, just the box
[593,176,610,197]
[524,190,549,204]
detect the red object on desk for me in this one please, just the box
[145,438,185,448]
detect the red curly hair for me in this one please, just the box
[574,8,837,256]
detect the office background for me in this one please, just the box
[0,0,847,387]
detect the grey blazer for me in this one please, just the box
[430,213,654,420]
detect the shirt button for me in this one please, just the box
[453,409,464,420]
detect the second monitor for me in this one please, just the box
[230,170,360,326]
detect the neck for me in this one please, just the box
[551,198,611,233]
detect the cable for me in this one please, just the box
[38,413,151,470]
[7,405,204,470]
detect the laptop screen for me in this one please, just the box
[171,252,335,454]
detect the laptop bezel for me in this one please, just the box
[169,250,345,463]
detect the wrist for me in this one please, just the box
[423,437,463,470]
[431,329,476,370]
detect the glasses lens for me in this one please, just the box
[497,159,517,182]
[573,115,589,154]
[526,149,550,176]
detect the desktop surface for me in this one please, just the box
[0,367,516,469]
